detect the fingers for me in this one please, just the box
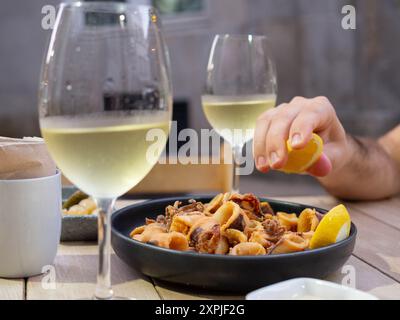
[253,109,274,172]
[265,120,290,169]
[264,106,299,169]
[289,97,334,149]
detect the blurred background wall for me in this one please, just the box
[1,0,399,194]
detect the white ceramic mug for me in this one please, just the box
[0,171,61,278]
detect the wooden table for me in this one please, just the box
[1,195,400,300]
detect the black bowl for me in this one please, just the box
[111,196,356,292]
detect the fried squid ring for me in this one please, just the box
[223,228,247,246]
[299,231,314,244]
[131,223,189,250]
[229,193,263,220]
[169,214,204,235]
[146,231,189,251]
[229,242,266,256]
[222,192,232,202]
[297,208,319,233]
[130,225,146,237]
[249,230,274,249]
[213,201,249,231]
[130,223,166,240]
[215,236,230,255]
[165,204,179,227]
[269,233,308,254]
[165,200,205,227]
[187,217,221,253]
[276,212,298,231]
[244,220,264,237]
[178,201,205,214]
[205,193,224,214]
[262,218,286,242]
[260,201,274,215]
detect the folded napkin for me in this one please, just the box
[0,136,56,180]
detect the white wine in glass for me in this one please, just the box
[38,2,172,299]
[41,113,170,198]
[202,35,277,192]
[202,94,276,147]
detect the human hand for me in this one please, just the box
[253,96,349,177]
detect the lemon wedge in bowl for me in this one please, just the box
[281,133,323,173]
[309,204,351,249]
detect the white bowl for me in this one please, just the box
[246,278,378,300]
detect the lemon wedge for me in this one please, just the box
[309,204,351,249]
[281,133,323,173]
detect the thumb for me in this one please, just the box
[306,153,332,177]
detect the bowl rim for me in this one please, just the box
[111,195,357,260]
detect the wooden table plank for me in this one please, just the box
[0,279,24,300]
[271,195,338,210]
[345,197,400,230]
[26,243,160,300]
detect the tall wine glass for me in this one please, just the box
[202,34,277,193]
[38,2,172,300]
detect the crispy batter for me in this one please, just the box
[249,230,274,249]
[178,201,205,214]
[189,219,221,254]
[229,193,264,220]
[262,218,286,243]
[260,201,274,215]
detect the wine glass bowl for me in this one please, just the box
[202,34,277,192]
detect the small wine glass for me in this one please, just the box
[202,34,277,193]
[38,2,172,299]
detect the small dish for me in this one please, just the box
[61,186,97,241]
[246,278,378,300]
[61,214,97,241]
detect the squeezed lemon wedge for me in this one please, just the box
[309,204,351,249]
[281,133,323,173]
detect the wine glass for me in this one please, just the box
[38,2,172,300]
[202,34,277,193]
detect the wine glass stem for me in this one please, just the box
[94,197,116,300]
[231,145,242,193]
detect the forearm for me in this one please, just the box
[318,135,400,200]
